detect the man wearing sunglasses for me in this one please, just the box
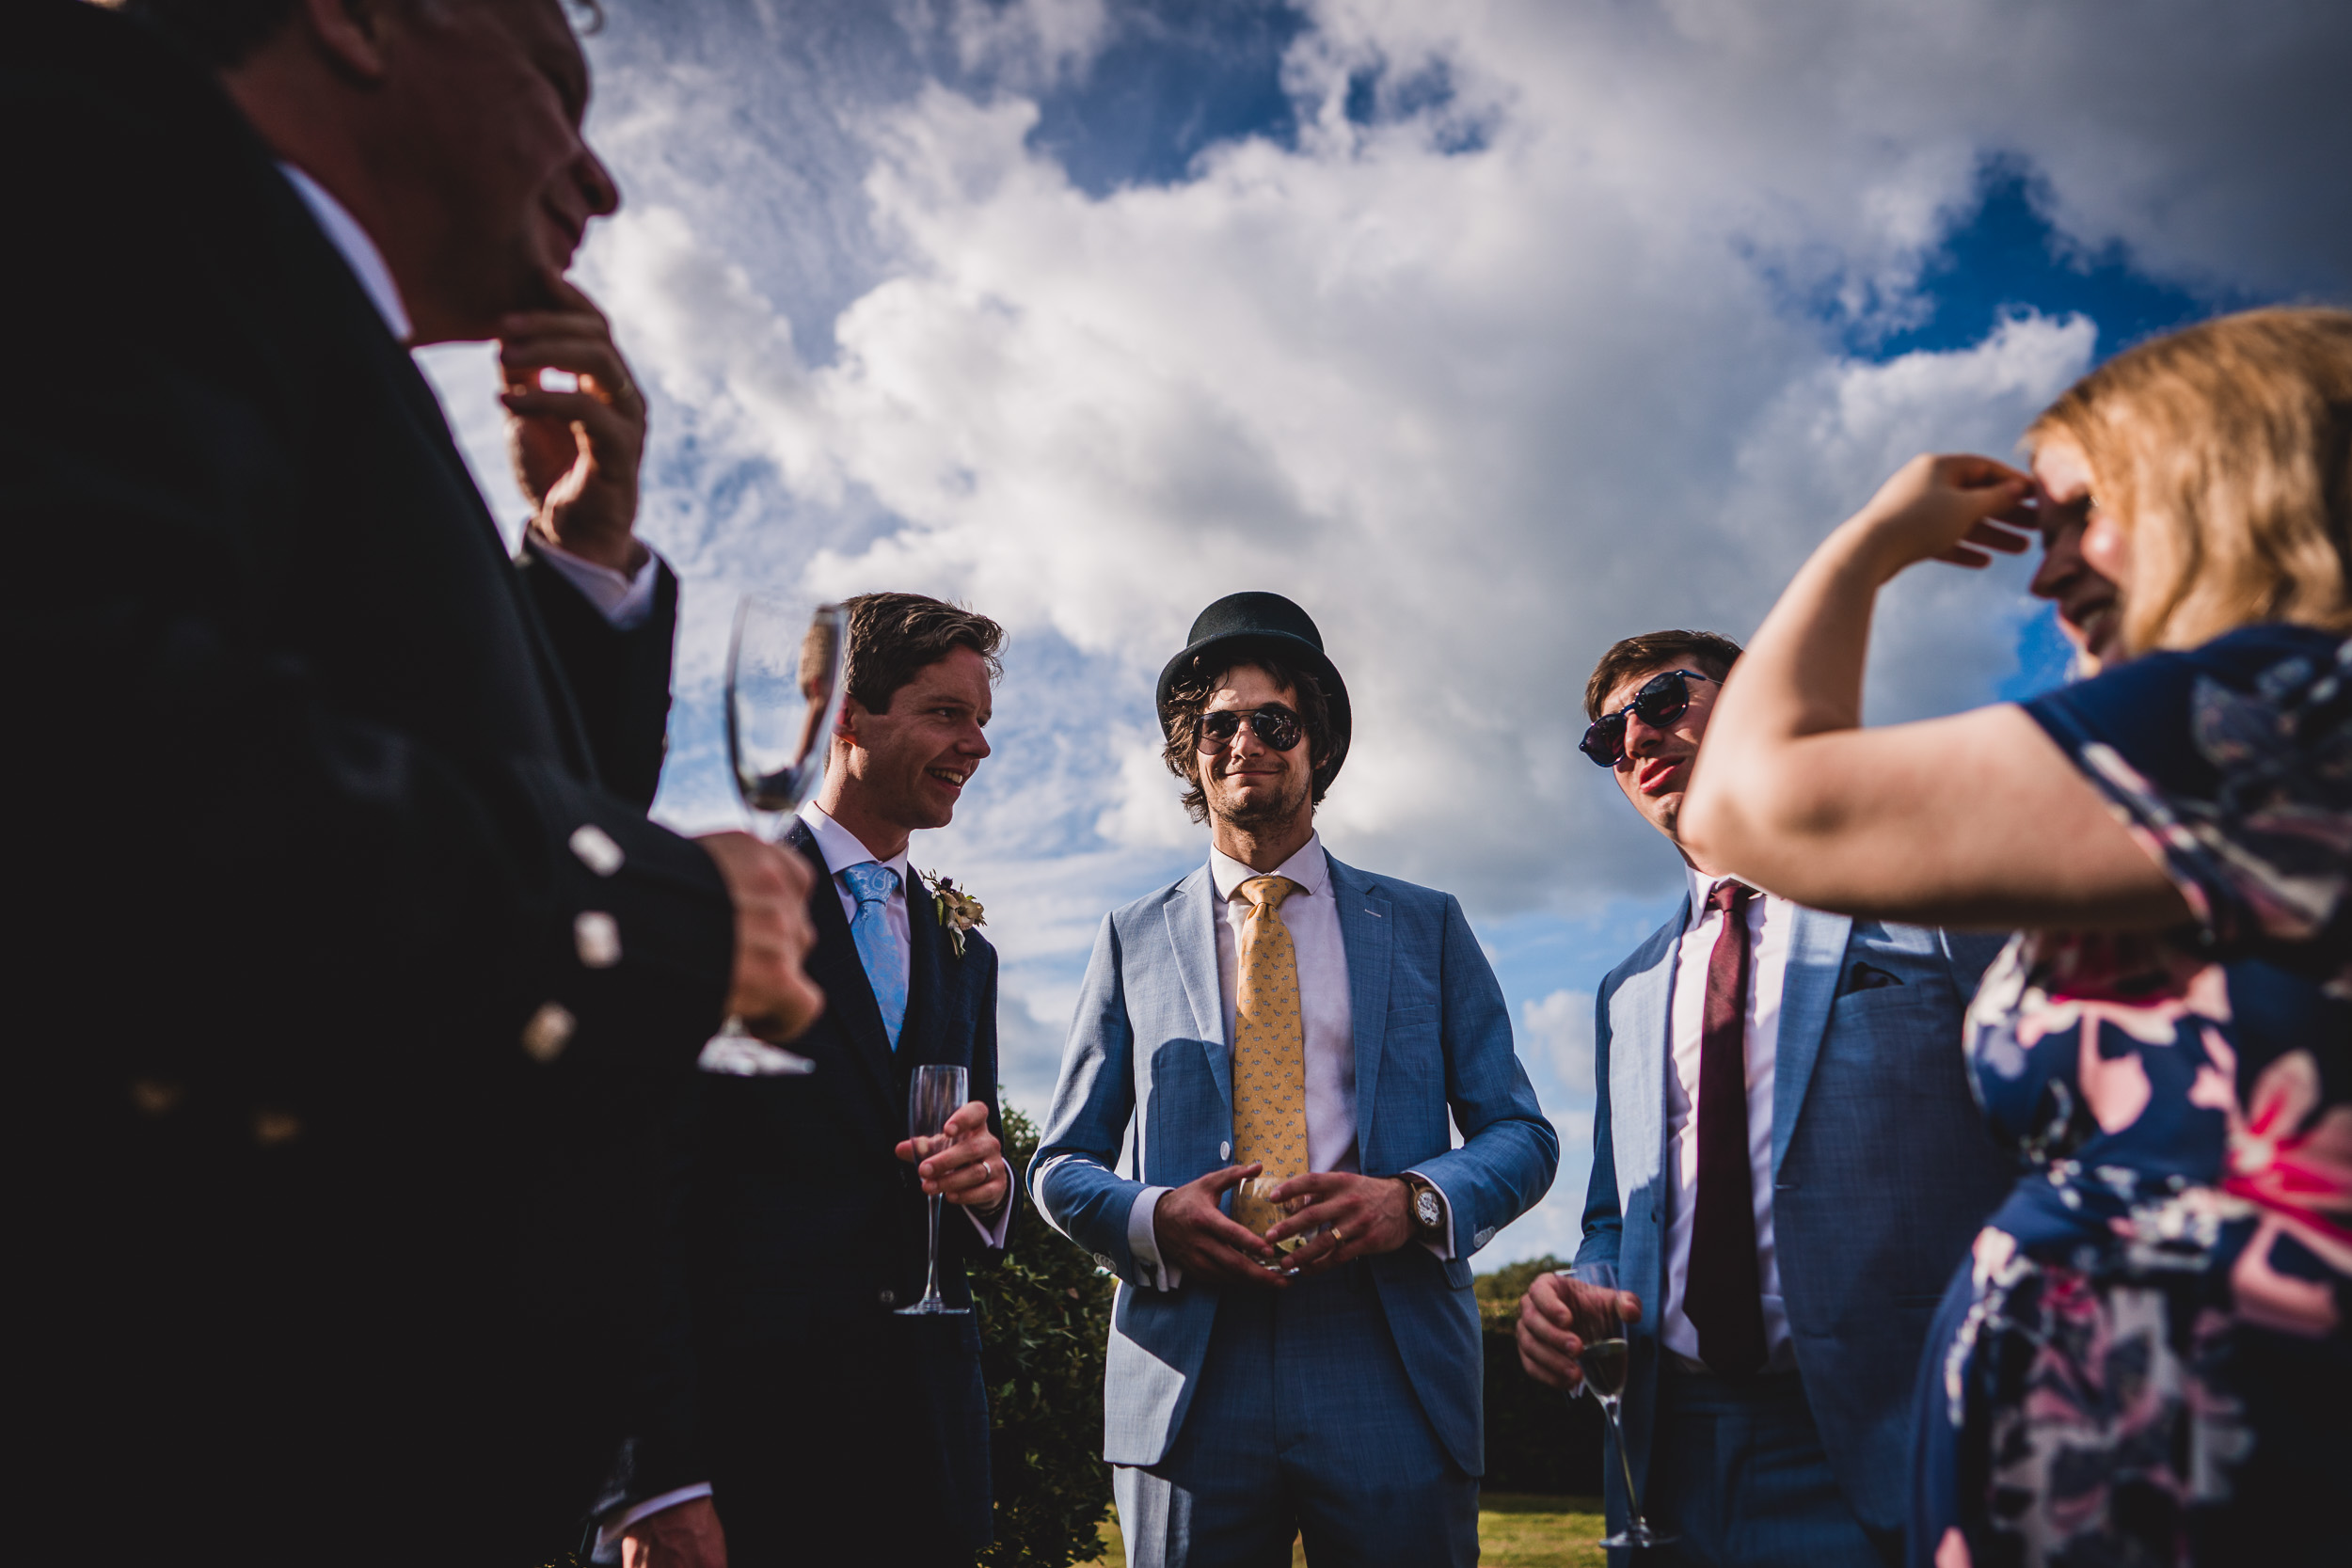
[1030,592,1558,1567]
[1514,630,2010,1567]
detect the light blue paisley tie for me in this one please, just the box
[840,862,908,1049]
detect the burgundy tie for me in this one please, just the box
[1687,879,1766,1376]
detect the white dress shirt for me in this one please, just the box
[1661,864,1795,1371]
[278,162,660,632]
[1126,835,1453,1290]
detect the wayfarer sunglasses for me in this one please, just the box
[1579,670,1716,768]
[1200,704,1305,753]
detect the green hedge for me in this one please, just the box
[1474,1256,1606,1495]
[972,1106,1118,1568]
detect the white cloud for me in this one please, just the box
[416,0,2343,1254]
[1519,988,1597,1101]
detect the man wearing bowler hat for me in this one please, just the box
[1030,592,1559,1566]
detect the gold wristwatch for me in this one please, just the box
[1401,1174,1446,1242]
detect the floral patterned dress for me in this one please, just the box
[1911,624,2352,1568]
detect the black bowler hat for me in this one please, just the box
[1156,591,1352,784]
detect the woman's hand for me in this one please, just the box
[1836,452,2037,581]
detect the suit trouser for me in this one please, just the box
[1114,1261,1477,1568]
[1622,1362,1889,1568]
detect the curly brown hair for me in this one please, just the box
[1160,654,1339,824]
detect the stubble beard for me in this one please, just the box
[1209,768,1311,835]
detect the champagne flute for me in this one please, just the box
[898,1063,970,1316]
[1569,1259,1676,1552]
[696,594,850,1079]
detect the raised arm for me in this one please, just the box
[1677,454,2186,930]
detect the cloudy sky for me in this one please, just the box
[420,0,2351,1264]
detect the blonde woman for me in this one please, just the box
[1680,309,2352,1567]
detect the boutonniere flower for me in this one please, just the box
[923,870,986,958]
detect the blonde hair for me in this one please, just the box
[2026,307,2352,655]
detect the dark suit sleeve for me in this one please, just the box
[517,539,680,812]
[1578,982,1625,1268]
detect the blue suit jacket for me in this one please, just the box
[1029,852,1559,1473]
[1577,900,2012,1537]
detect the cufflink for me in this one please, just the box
[575,911,621,968]
[569,824,625,877]
[521,1001,578,1063]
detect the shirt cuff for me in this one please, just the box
[964,1159,1014,1248]
[1403,1168,1456,1260]
[595,1483,713,1558]
[534,536,661,629]
[1127,1185,1178,1291]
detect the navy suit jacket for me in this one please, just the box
[612,820,1007,1554]
[1031,851,1559,1474]
[1577,900,2013,1537]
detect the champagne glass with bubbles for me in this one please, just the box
[899,1063,970,1316]
[1570,1259,1676,1552]
[696,593,850,1078]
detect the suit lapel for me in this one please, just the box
[787,823,899,1113]
[901,868,966,1075]
[1620,907,1680,1210]
[1772,904,1853,1178]
[1162,866,1230,1113]
[1327,856,1394,1166]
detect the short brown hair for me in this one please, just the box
[1583,630,1744,721]
[840,593,1005,715]
[2026,307,2352,656]
[1160,656,1339,824]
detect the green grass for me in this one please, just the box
[1079,1492,1608,1566]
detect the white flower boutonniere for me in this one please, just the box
[923,870,986,958]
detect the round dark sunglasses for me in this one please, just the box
[1579,669,1716,768]
[1200,704,1304,753]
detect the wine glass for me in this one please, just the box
[898,1063,971,1316]
[1569,1259,1676,1552]
[696,594,850,1079]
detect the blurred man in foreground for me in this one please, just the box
[7,1,818,1559]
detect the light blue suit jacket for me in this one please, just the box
[1029,852,1559,1473]
[1577,899,2011,1538]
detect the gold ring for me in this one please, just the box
[1330,1227,1344,1243]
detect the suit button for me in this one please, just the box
[1220,1141,1232,1160]
[879,1289,897,1307]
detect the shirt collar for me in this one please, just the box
[278,163,412,343]
[799,801,912,887]
[1210,832,1330,903]
[1684,863,1766,926]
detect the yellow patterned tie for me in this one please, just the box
[1230,874,1309,1243]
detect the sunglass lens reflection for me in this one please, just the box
[1580,672,1692,768]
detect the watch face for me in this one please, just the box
[1416,1189,1441,1228]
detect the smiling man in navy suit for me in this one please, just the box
[1032,592,1558,1568]
[1515,630,2011,1567]
[602,594,1013,1568]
